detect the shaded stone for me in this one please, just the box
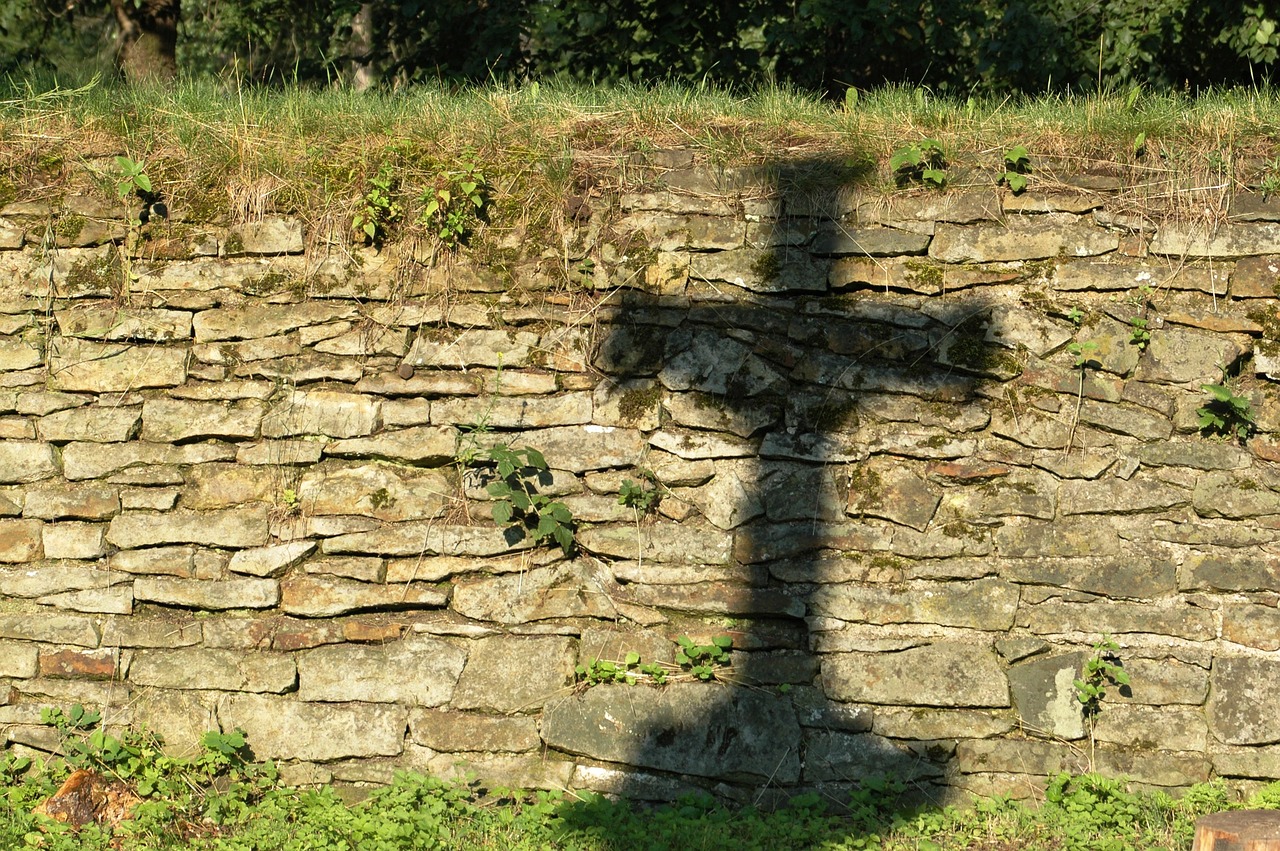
[805,731,934,783]
[1023,599,1216,640]
[1007,652,1085,740]
[452,635,575,713]
[542,684,801,782]
[107,507,269,549]
[873,707,1015,740]
[409,709,539,753]
[0,442,58,483]
[956,739,1083,776]
[451,562,618,624]
[823,643,1009,707]
[810,226,931,256]
[48,339,186,391]
[217,694,406,761]
[279,576,447,617]
[808,577,1019,630]
[297,637,466,705]
[133,577,279,610]
[1181,552,1280,592]
[38,407,140,443]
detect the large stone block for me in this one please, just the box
[0,613,99,646]
[107,507,269,549]
[1007,652,1085,740]
[323,427,456,466]
[808,577,1019,630]
[823,642,1009,707]
[452,635,574,713]
[451,562,619,624]
[297,463,450,521]
[37,406,140,443]
[130,648,295,693]
[133,577,279,610]
[217,694,406,761]
[1209,656,1280,745]
[193,302,353,342]
[141,399,264,442]
[409,709,538,753]
[0,442,58,484]
[61,441,236,481]
[0,518,43,562]
[542,684,802,783]
[22,484,119,520]
[279,575,447,617]
[804,730,936,782]
[48,338,187,391]
[296,636,465,705]
[261,390,379,439]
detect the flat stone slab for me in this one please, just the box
[542,684,802,783]
[823,642,1009,707]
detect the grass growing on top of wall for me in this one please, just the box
[2,77,1280,243]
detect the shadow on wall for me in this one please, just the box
[539,154,1015,823]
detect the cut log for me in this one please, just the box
[1193,809,1280,851]
[32,769,140,828]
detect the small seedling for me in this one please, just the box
[575,653,668,687]
[999,145,1031,194]
[1066,306,1084,326]
[890,139,947,188]
[618,474,660,513]
[1128,317,1151,351]
[675,635,733,681]
[1197,382,1255,441]
[1133,131,1147,159]
[1067,340,1099,368]
[1261,156,1280,197]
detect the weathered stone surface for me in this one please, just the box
[141,399,263,442]
[218,694,406,761]
[1194,472,1280,518]
[810,226,931,257]
[956,739,1083,776]
[1007,652,1085,740]
[846,458,940,531]
[805,730,932,782]
[61,441,236,480]
[323,521,534,558]
[100,616,201,648]
[577,522,732,564]
[0,640,38,677]
[133,577,279,610]
[23,485,119,520]
[0,442,58,483]
[297,637,465,705]
[1209,657,1280,744]
[130,647,295,692]
[689,248,826,293]
[324,427,455,465]
[1181,552,1280,592]
[38,585,132,614]
[1024,599,1216,640]
[298,463,450,522]
[39,647,116,678]
[1232,255,1280,297]
[660,327,787,395]
[405,329,539,369]
[42,522,107,559]
[0,518,43,561]
[1223,603,1280,650]
[56,305,191,342]
[0,565,123,600]
[823,643,1009,707]
[452,635,575,713]
[48,339,187,391]
[873,707,1015,740]
[236,439,325,466]
[0,613,99,646]
[932,218,1116,263]
[1057,477,1187,515]
[108,507,268,549]
[229,541,315,578]
[542,684,802,782]
[193,302,353,342]
[1150,221,1280,257]
[1134,328,1240,385]
[1134,441,1249,470]
[1093,705,1206,752]
[261,390,379,438]
[809,578,1019,630]
[183,464,277,509]
[452,562,617,623]
[109,546,196,577]
[279,576,447,617]
[651,428,756,460]
[38,406,140,443]
[410,709,539,753]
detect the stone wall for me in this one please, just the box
[2,151,1280,804]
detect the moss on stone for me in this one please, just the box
[54,214,86,242]
[223,231,246,255]
[750,249,780,284]
[64,252,116,293]
[617,383,663,422]
[904,258,944,290]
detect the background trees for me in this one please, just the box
[2,0,1278,94]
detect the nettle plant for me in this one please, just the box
[1198,381,1256,441]
[479,443,575,555]
[999,145,1031,194]
[353,164,403,246]
[890,139,947,188]
[420,158,488,247]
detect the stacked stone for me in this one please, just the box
[0,152,1279,802]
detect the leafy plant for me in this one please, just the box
[1067,340,1098,368]
[1074,636,1129,719]
[1197,382,1255,441]
[1066,306,1084,326]
[353,164,402,245]
[999,145,1031,193]
[675,635,733,681]
[477,443,575,555]
[1128,316,1151,350]
[114,155,151,203]
[890,139,947,188]
[575,653,668,686]
[419,157,488,246]
[1260,156,1280,197]
[618,473,660,513]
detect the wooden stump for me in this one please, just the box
[1193,810,1280,851]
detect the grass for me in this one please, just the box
[3,77,1280,249]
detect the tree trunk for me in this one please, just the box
[1193,809,1280,850]
[110,0,180,82]
[348,2,376,91]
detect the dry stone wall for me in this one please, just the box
[3,152,1280,803]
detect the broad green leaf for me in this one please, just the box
[135,173,151,193]
[491,502,513,524]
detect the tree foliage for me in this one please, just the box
[2,0,1279,94]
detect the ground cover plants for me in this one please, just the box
[0,708,1275,851]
